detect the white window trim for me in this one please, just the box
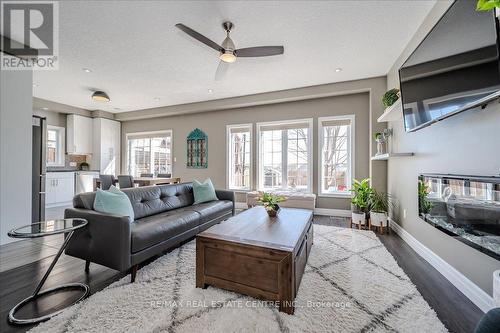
[226,123,253,191]
[256,118,314,193]
[126,130,174,176]
[46,125,65,167]
[317,115,355,198]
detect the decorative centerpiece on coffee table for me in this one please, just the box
[257,192,286,217]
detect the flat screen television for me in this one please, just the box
[399,0,500,132]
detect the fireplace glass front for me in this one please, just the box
[418,174,500,260]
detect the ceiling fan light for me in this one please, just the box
[219,51,236,63]
[92,91,110,102]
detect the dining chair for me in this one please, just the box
[157,173,171,178]
[99,174,116,190]
[140,173,153,177]
[118,175,135,189]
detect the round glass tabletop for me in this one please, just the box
[7,218,88,238]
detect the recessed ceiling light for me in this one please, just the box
[83,68,92,73]
[208,89,213,94]
[335,68,342,72]
[91,91,110,102]
[42,107,49,111]
[154,97,160,102]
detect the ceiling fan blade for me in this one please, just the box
[175,23,224,53]
[215,60,229,81]
[235,46,284,57]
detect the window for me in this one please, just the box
[227,124,252,190]
[46,125,65,166]
[257,119,313,192]
[318,115,354,197]
[127,131,172,177]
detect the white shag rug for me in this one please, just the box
[30,225,447,333]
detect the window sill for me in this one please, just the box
[318,193,352,199]
[227,188,252,193]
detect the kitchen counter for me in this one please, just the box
[46,169,100,172]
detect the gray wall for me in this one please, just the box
[0,63,33,245]
[121,77,387,208]
[386,1,500,296]
[33,108,66,127]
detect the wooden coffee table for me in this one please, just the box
[196,206,313,314]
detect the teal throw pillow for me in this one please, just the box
[93,185,135,222]
[193,178,218,204]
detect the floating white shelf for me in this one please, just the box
[371,152,414,161]
[377,99,402,123]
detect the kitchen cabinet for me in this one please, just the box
[91,118,121,176]
[46,172,75,207]
[67,114,93,154]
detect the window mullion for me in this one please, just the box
[149,138,153,175]
[282,130,288,190]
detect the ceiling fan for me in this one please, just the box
[175,21,284,80]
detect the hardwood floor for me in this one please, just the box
[314,215,484,333]
[0,215,484,333]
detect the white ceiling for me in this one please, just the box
[32,0,436,113]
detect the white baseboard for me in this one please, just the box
[314,208,351,217]
[389,219,494,313]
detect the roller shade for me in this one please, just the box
[127,131,171,140]
[229,126,251,134]
[259,121,311,131]
[321,119,352,127]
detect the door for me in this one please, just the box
[46,178,57,205]
[55,177,75,203]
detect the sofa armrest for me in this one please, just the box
[64,208,132,271]
[216,189,235,215]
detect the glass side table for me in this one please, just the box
[7,218,89,325]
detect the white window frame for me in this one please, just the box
[126,130,173,177]
[318,115,355,198]
[226,123,253,191]
[46,125,65,167]
[256,118,313,193]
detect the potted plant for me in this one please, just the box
[79,162,90,171]
[351,178,373,228]
[258,192,286,217]
[382,88,400,108]
[369,189,393,233]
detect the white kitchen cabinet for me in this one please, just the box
[91,118,121,176]
[46,172,75,207]
[67,114,93,154]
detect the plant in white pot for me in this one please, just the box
[369,190,393,234]
[350,178,372,229]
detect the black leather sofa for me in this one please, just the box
[64,182,234,282]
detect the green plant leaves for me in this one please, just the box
[257,192,286,209]
[476,0,500,11]
[382,88,400,108]
[351,178,373,212]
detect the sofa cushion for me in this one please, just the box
[131,210,200,253]
[187,200,233,224]
[122,183,195,220]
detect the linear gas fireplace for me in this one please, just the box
[419,174,500,260]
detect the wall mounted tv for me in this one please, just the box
[399,0,500,132]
